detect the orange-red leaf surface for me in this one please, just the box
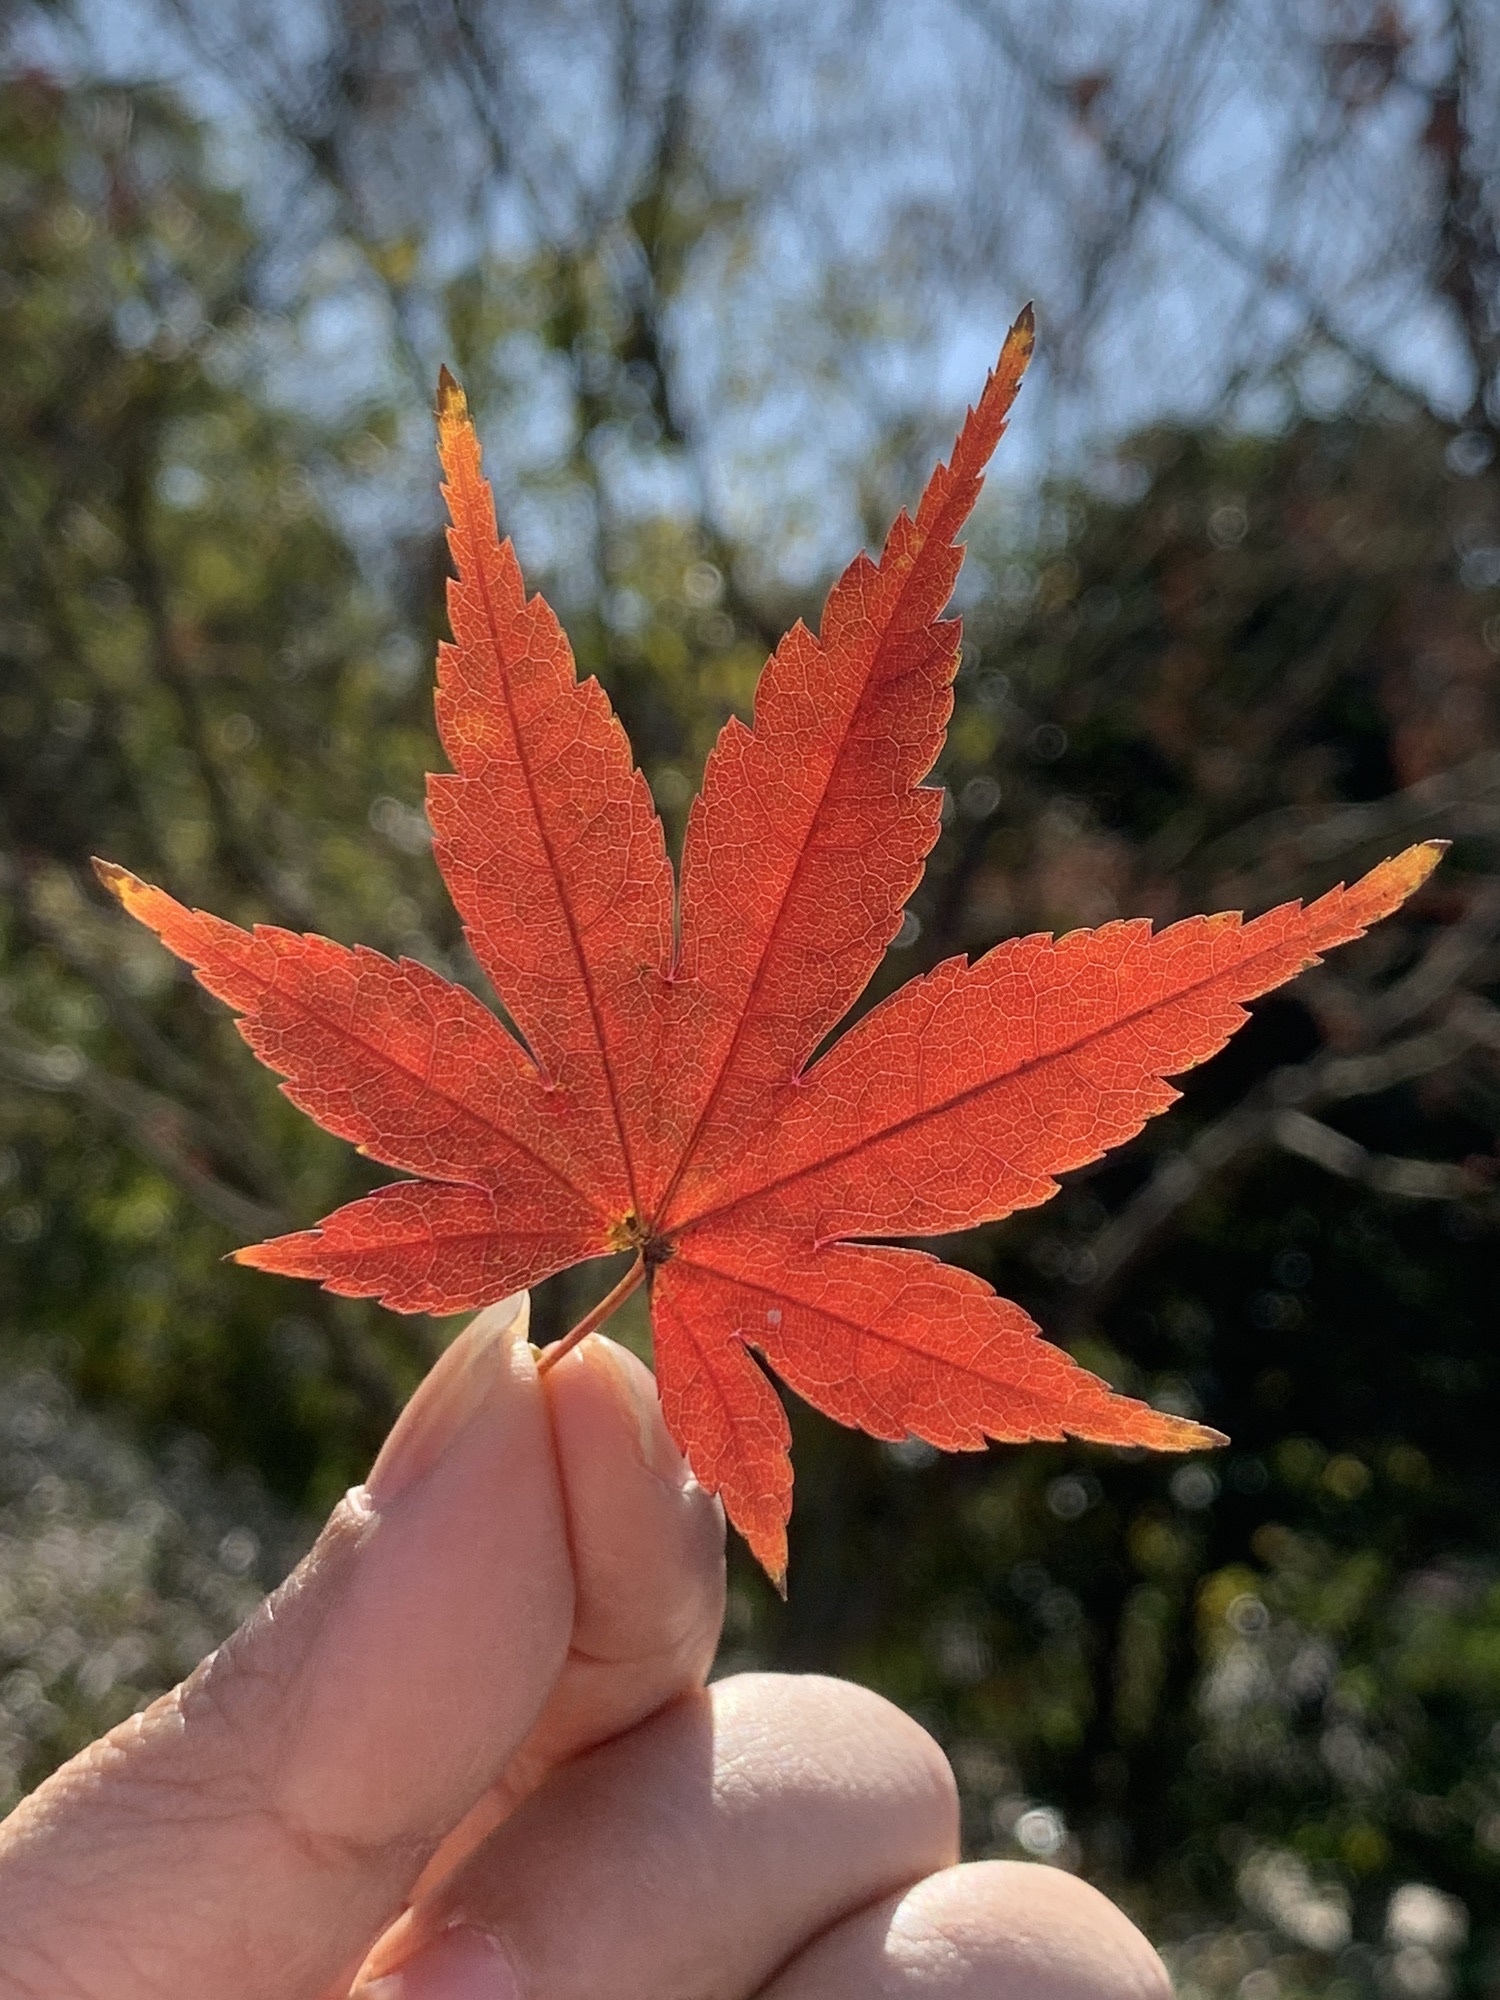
[96,312,1445,1584]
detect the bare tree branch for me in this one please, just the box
[1272,1107,1484,1199]
[1081,1006,1485,1297]
[957,0,1451,423]
[1197,750,1500,888]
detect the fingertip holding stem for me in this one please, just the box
[578,1333,693,1489]
[357,1924,523,2000]
[368,1293,532,1503]
[538,1328,724,1628]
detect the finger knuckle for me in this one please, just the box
[906,1860,1173,1999]
[714,1671,960,1840]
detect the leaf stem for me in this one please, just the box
[536,1253,647,1374]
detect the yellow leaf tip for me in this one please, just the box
[1156,1415,1229,1451]
[91,855,144,908]
[981,304,1035,408]
[222,1244,279,1271]
[1374,838,1447,900]
[436,364,468,425]
[232,1235,302,1271]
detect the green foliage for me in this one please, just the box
[0,77,435,1503]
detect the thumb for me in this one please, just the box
[0,1296,576,2000]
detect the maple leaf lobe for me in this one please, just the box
[93,321,1446,1584]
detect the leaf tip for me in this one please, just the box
[954,304,1036,482]
[232,1230,315,1277]
[92,855,146,914]
[1166,1417,1230,1451]
[994,303,1035,387]
[1354,838,1447,917]
[745,1523,789,1592]
[1395,837,1449,886]
[436,364,468,427]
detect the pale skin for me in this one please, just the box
[0,1293,1173,2000]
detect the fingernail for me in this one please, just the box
[357,1925,523,2000]
[593,1334,692,1487]
[368,1295,531,1504]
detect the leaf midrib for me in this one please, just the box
[655,520,951,1223]
[669,915,1316,1239]
[674,1250,1068,1425]
[452,453,642,1218]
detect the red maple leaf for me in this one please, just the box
[96,310,1443,1584]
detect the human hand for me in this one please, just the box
[0,1294,1170,1999]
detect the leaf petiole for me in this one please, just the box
[535,1252,647,1374]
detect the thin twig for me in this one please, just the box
[958,0,1444,420]
[1272,1109,1485,1200]
[1195,751,1500,885]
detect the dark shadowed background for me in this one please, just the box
[2,1,1500,1992]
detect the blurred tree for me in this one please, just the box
[0,73,438,1506]
[22,0,1495,502]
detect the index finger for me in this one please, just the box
[0,1295,724,2000]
